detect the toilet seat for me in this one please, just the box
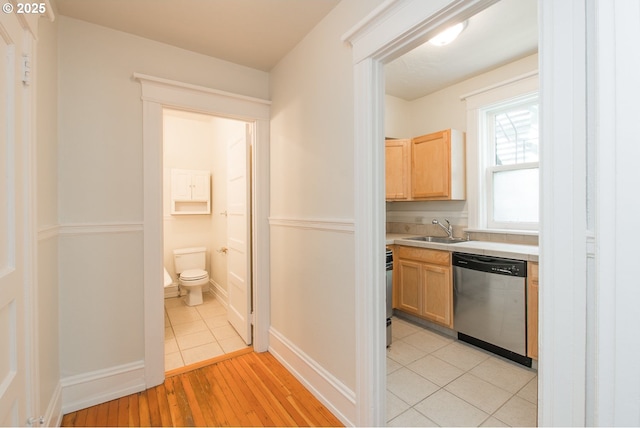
[180,269,208,281]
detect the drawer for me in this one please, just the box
[397,246,450,266]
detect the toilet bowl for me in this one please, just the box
[178,269,209,306]
[173,247,209,306]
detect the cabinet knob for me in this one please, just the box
[217,247,228,254]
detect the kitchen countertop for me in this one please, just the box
[387,233,539,262]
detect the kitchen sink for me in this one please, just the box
[405,236,467,244]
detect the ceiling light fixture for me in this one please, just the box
[428,21,467,46]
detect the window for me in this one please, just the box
[483,94,539,230]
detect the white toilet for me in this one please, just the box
[173,247,209,306]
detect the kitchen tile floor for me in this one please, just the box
[387,317,538,427]
[164,293,249,371]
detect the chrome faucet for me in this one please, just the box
[432,218,453,238]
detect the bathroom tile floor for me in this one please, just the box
[387,317,538,427]
[164,293,249,372]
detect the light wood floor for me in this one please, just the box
[61,349,343,427]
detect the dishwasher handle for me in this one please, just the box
[452,252,527,277]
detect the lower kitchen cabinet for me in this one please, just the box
[527,262,539,360]
[396,259,421,315]
[395,246,453,328]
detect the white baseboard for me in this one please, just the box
[164,283,180,298]
[209,279,228,308]
[268,328,355,426]
[44,381,63,427]
[60,360,146,414]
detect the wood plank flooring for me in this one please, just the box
[61,350,343,427]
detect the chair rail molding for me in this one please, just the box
[57,222,143,236]
[268,216,355,234]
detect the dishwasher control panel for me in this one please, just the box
[452,252,527,277]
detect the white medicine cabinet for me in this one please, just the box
[170,168,211,214]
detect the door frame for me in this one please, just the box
[343,0,589,425]
[134,73,270,388]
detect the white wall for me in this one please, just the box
[386,53,538,140]
[268,0,384,422]
[57,15,269,386]
[384,94,412,139]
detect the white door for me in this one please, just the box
[0,11,30,428]
[226,125,252,344]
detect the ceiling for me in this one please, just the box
[54,0,537,100]
[54,0,341,72]
[385,0,538,100]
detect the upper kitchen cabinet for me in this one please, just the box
[385,138,411,200]
[411,129,465,200]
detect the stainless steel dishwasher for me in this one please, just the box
[453,252,531,367]
[386,248,393,347]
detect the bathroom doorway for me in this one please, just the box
[136,73,270,390]
[162,108,253,372]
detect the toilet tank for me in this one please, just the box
[173,247,207,274]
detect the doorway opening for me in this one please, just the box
[161,108,252,372]
[341,0,549,424]
[383,0,539,424]
[136,73,271,389]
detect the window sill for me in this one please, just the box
[464,228,539,236]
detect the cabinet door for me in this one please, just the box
[191,171,211,201]
[422,263,453,328]
[527,263,539,359]
[397,260,422,315]
[171,169,192,200]
[412,130,451,199]
[385,139,411,200]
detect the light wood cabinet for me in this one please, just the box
[411,129,465,200]
[396,259,421,315]
[422,263,452,326]
[385,130,465,201]
[395,246,453,328]
[527,262,539,360]
[385,139,411,200]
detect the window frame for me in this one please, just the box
[482,94,540,230]
[463,72,539,234]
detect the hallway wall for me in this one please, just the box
[268,0,385,423]
[56,15,268,411]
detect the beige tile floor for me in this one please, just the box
[387,317,538,427]
[164,293,249,371]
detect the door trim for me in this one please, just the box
[134,73,271,388]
